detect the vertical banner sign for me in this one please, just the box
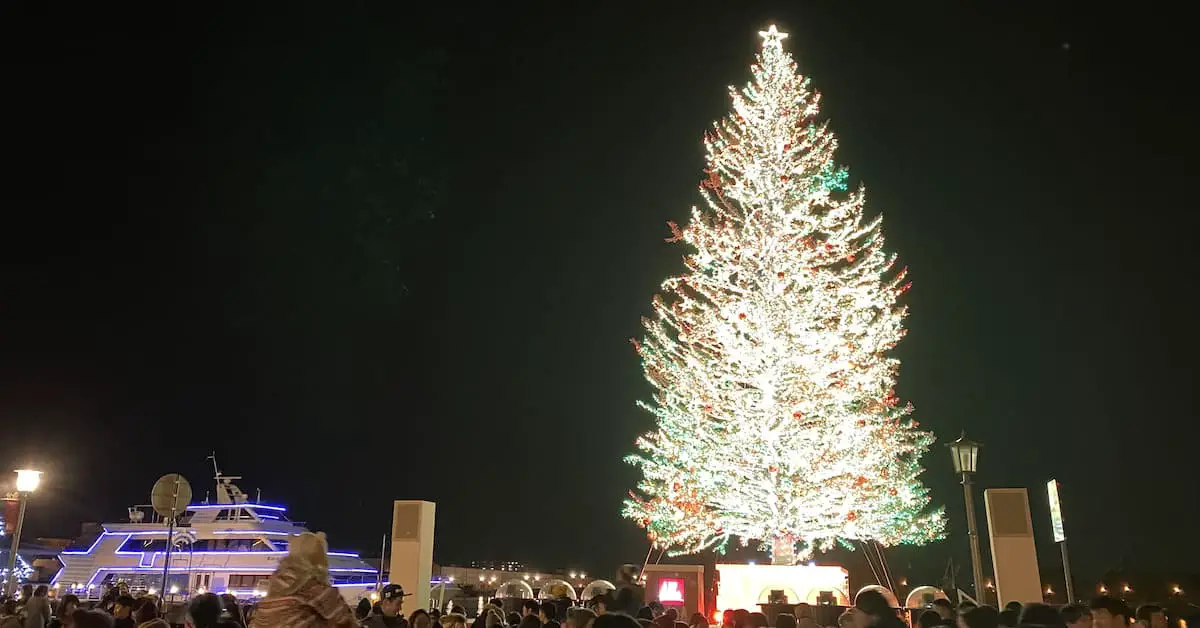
[2,497,19,534]
[1047,479,1066,542]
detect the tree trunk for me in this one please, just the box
[771,534,796,565]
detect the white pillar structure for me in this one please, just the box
[390,501,436,609]
[984,488,1043,606]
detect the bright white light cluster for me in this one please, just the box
[625,25,945,565]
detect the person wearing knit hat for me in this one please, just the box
[247,532,358,628]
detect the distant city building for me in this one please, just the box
[468,560,525,572]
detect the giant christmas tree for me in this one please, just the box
[624,25,945,565]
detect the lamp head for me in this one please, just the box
[947,432,981,474]
[14,470,41,493]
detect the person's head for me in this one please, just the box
[511,612,525,626]
[2,600,16,617]
[486,608,506,628]
[132,597,158,624]
[113,595,136,619]
[566,612,595,628]
[287,531,330,574]
[638,608,655,621]
[188,593,223,628]
[411,608,433,628]
[541,603,559,624]
[616,565,640,586]
[997,610,1019,628]
[1004,603,1023,614]
[932,600,955,621]
[379,584,410,617]
[688,612,708,628]
[522,616,547,628]
[748,613,768,628]
[1090,597,1130,628]
[72,610,114,628]
[1136,606,1166,628]
[1020,604,1065,628]
[590,593,612,615]
[721,611,736,627]
[59,594,81,618]
[33,585,48,598]
[776,613,798,628]
[21,584,33,599]
[838,610,857,628]
[1062,604,1093,628]
[525,600,543,617]
[356,599,373,620]
[442,613,469,628]
[855,590,895,625]
[920,610,946,628]
[958,606,998,628]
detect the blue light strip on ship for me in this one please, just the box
[211,530,291,535]
[84,566,376,587]
[65,532,358,557]
[185,504,287,512]
[115,550,360,558]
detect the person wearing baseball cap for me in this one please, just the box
[363,584,412,628]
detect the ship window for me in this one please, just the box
[269,539,288,551]
[118,537,171,552]
[227,575,267,588]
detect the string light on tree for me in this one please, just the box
[623,24,945,565]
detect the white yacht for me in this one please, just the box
[52,461,379,603]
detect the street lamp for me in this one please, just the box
[5,470,41,596]
[948,433,985,605]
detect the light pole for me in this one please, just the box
[6,469,42,597]
[948,433,984,605]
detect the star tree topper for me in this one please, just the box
[758,24,789,49]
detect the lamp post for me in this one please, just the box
[6,469,41,597]
[948,433,985,605]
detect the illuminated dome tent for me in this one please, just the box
[803,587,850,606]
[537,579,578,601]
[855,585,900,608]
[581,580,616,601]
[496,580,535,600]
[904,586,949,609]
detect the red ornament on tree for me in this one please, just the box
[780,175,789,182]
[738,312,747,320]
[768,465,778,474]
[888,488,898,497]
[793,411,803,419]
[853,476,868,488]
[855,419,866,427]
[784,143,792,150]
[847,511,858,521]
[846,254,855,262]
[825,243,834,252]
[777,271,786,279]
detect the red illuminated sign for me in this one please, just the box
[658,577,685,604]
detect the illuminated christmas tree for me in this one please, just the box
[624,25,945,565]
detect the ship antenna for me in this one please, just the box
[208,452,221,480]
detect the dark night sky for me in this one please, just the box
[2,1,1197,590]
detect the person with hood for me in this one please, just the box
[247,532,357,628]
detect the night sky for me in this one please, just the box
[2,1,1197,591]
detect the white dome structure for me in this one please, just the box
[537,579,578,601]
[496,579,535,600]
[580,580,616,601]
[904,586,949,609]
[855,585,900,608]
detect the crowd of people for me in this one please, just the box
[1,533,1194,628]
[0,582,250,628]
